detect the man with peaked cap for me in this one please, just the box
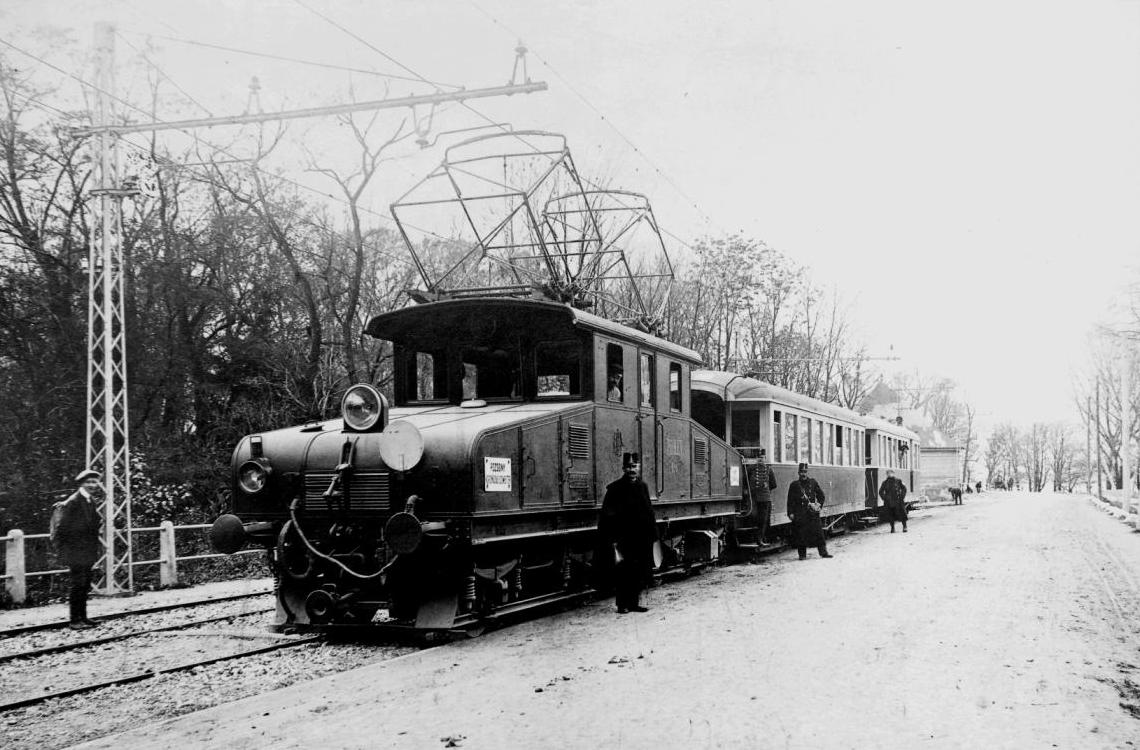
[786,462,832,560]
[55,469,103,629]
[745,448,778,543]
[598,452,658,613]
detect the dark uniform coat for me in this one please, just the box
[787,477,826,549]
[746,460,778,532]
[598,476,658,588]
[56,490,100,567]
[878,475,908,523]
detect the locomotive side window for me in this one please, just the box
[606,344,624,402]
[535,340,582,398]
[667,363,678,411]
[639,352,655,407]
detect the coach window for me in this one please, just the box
[773,410,783,462]
[798,416,809,464]
[827,424,835,465]
[814,420,824,465]
[407,350,448,403]
[835,425,843,466]
[535,340,582,399]
[639,352,655,407]
[784,413,797,463]
[669,362,682,412]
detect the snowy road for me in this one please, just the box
[75,492,1140,749]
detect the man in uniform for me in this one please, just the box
[787,462,832,560]
[598,452,658,613]
[746,448,778,543]
[56,469,102,629]
[878,468,909,533]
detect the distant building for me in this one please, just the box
[920,445,964,498]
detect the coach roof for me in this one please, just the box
[692,369,920,441]
[366,297,702,364]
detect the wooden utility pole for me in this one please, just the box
[1121,351,1133,518]
[1096,379,1103,498]
[79,23,546,594]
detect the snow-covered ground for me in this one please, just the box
[70,491,1140,749]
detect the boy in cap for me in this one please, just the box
[56,469,103,629]
[598,452,658,613]
[786,463,832,560]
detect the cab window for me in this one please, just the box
[407,349,447,402]
[535,340,582,399]
[460,345,520,401]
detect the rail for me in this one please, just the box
[2,522,263,604]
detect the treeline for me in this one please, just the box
[0,53,912,531]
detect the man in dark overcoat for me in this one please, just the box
[746,449,778,542]
[598,452,658,613]
[787,462,832,560]
[878,469,909,533]
[56,469,102,629]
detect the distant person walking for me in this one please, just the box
[976,481,983,494]
[54,469,102,630]
[746,449,778,543]
[598,452,658,613]
[787,463,832,560]
[878,469,909,533]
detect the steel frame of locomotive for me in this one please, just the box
[211,298,744,632]
[691,371,921,533]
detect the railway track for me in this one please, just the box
[0,632,320,712]
[0,607,275,665]
[0,589,273,638]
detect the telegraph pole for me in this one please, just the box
[78,24,546,594]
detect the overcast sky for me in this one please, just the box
[5,0,1139,432]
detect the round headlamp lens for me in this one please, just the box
[342,385,384,431]
[238,460,269,494]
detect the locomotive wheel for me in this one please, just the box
[276,520,316,582]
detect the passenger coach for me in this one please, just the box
[691,371,920,530]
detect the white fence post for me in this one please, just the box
[159,520,178,587]
[5,530,26,604]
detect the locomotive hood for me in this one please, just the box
[233,400,590,478]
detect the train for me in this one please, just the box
[207,131,921,633]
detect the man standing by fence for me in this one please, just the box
[53,469,102,630]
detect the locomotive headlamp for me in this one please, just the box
[238,457,272,494]
[342,384,387,432]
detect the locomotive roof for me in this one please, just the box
[692,369,920,441]
[365,297,702,363]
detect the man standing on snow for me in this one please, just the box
[598,452,658,613]
[878,469,909,533]
[787,462,832,560]
[55,469,102,629]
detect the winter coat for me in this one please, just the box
[746,461,778,504]
[56,491,100,567]
[878,476,908,510]
[787,477,826,547]
[598,476,658,585]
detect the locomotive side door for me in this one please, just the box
[636,350,658,495]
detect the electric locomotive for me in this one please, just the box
[209,298,743,630]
